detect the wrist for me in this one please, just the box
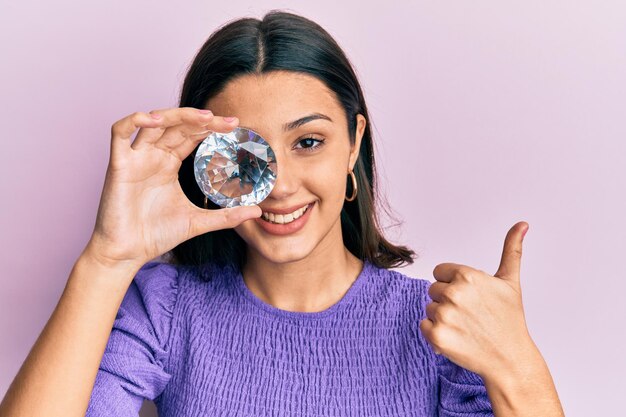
[481,342,552,412]
[483,347,546,386]
[74,245,145,292]
[482,336,544,382]
[81,238,146,273]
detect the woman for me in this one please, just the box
[0,10,564,417]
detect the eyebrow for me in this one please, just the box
[282,113,333,132]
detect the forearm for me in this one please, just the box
[481,341,565,417]
[0,250,141,417]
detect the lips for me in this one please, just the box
[262,204,310,224]
[254,202,315,236]
[260,202,313,215]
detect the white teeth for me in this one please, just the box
[262,204,309,224]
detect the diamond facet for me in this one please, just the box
[194,127,277,208]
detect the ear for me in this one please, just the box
[348,114,367,171]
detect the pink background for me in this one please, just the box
[1,1,624,415]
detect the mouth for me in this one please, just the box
[255,202,315,236]
[260,202,312,224]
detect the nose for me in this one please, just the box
[267,149,299,200]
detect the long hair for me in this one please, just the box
[169,10,417,271]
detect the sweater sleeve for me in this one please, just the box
[436,354,493,416]
[85,261,180,416]
[416,279,494,416]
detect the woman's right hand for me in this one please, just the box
[83,107,261,270]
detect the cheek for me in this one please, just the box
[302,154,348,200]
[233,218,259,244]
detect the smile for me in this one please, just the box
[255,202,315,236]
[261,204,310,224]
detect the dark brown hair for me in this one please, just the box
[168,10,417,271]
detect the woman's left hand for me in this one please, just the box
[419,221,538,379]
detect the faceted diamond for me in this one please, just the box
[194,127,277,208]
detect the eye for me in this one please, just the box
[294,137,326,152]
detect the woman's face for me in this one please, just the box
[205,71,366,264]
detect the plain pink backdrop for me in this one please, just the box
[1,1,624,416]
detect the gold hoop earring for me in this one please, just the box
[345,169,358,202]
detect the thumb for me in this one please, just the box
[494,221,529,283]
[191,204,262,236]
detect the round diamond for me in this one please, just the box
[194,127,277,208]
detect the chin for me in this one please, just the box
[252,231,321,264]
[235,222,321,266]
[256,246,311,265]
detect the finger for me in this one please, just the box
[418,318,442,354]
[129,108,169,150]
[131,107,216,150]
[188,204,262,237]
[494,221,528,282]
[427,281,448,303]
[157,116,238,161]
[156,114,239,161]
[432,262,473,283]
[155,115,238,160]
[110,111,163,157]
[425,300,442,322]
[153,107,237,135]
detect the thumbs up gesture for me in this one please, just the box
[419,221,537,379]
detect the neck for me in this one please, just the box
[241,224,364,313]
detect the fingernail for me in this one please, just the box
[150,113,162,119]
[198,109,212,114]
[522,226,529,238]
[223,116,236,122]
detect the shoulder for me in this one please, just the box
[364,263,440,366]
[118,261,181,345]
[128,261,180,310]
[132,260,180,292]
[149,260,241,310]
[364,261,432,314]
[360,262,435,341]
[132,259,234,294]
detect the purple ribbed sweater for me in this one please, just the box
[86,259,494,416]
